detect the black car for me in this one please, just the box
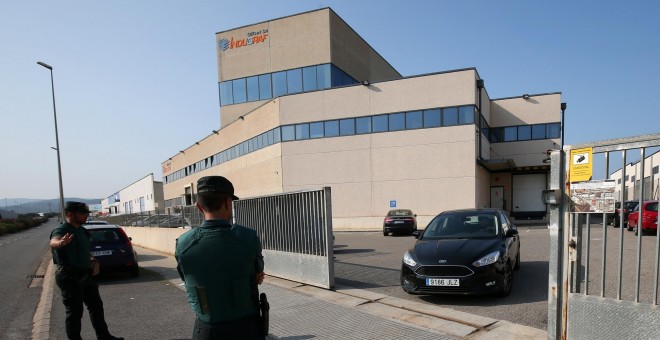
[611,201,638,228]
[85,224,139,277]
[400,209,520,297]
[383,209,417,236]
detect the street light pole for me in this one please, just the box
[560,102,567,149]
[37,61,66,221]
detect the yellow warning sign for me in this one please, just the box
[569,147,593,182]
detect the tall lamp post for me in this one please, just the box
[560,102,567,149]
[37,61,65,221]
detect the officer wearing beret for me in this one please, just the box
[176,176,265,340]
[49,201,123,340]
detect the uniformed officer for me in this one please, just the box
[176,176,265,340]
[49,201,123,340]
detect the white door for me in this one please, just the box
[512,173,546,213]
[490,186,504,210]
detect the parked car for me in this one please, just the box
[155,215,190,228]
[400,209,520,297]
[611,201,638,228]
[84,223,139,277]
[383,209,417,236]
[627,200,658,236]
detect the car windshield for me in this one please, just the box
[422,212,499,239]
[647,202,658,212]
[387,209,413,217]
[89,229,122,243]
[625,202,638,210]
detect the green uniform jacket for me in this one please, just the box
[50,222,92,270]
[175,219,265,324]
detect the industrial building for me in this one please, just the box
[161,8,562,229]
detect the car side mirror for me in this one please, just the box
[505,229,518,237]
[412,230,421,239]
[414,214,417,217]
[129,237,132,241]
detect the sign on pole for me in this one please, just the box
[569,147,593,182]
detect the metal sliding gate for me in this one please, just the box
[548,134,660,339]
[233,187,334,289]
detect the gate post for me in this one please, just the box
[547,149,567,339]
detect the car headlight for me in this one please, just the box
[473,250,500,267]
[403,251,417,267]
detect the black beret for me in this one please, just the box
[197,176,239,200]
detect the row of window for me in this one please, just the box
[219,64,358,106]
[164,105,560,184]
[280,106,476,141]
[165,128,282,184]
[487,123,561,143]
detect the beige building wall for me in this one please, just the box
[281,125,477,229]
[490,93,561,127]
[328,10,400,83]
[279,69,478,125]
[491,139,558,167]
[610,152,660,201]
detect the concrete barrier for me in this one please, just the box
[122,226,187,255]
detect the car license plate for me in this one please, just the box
[393,220,404,224]
[92,250,112,256]
[426,278,459,286]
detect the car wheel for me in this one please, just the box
[514,251,521,271]
[497,264,513,297]
[383,229,388,236]
[627,222,633,231]
[613,219,620,228]
[129,266,140,278]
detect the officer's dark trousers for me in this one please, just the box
[193,316,264,340]
[55,268,112,340]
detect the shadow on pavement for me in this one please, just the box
[333,248,375,255]
[136,253,168,261]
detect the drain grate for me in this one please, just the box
[27,274,45,279]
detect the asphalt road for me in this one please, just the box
[0,219,54,339]
[333,221,660,331]
[49,253,194,339]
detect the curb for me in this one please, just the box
[31,259,55,340]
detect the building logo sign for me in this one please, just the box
[163,161,172,174]
[218,29,269,52]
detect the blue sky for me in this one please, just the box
[1,0,659,200]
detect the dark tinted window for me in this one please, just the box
[504,127,517,142]
[317,64,331,89]
[89,229,121,243]
[546,123,561,138]
[373,115,388,132]
[295,123,309,140]
[310,122,324,138]
[303,66,317,92]
[232,78,246,103]
[458,106,475,124]
[406,111,423,129]
[532,124,546,139]
[219,81,233,106]
[272,71,287,97]
[423,109,441,128]
[356,117,371,134]
[246,76,259,102]
[259,74,272,100]
[443,107,459,126]
[324,120,339,137]
[389,113,405,131]
[490,127,503,142]
[287,68,302,94]
[281,125,295,141]
[518,126,531,140]
[331,65,343,87]
[340,118,355,136]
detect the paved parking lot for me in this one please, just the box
[333,226,551,330]
[334,220,660,331]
